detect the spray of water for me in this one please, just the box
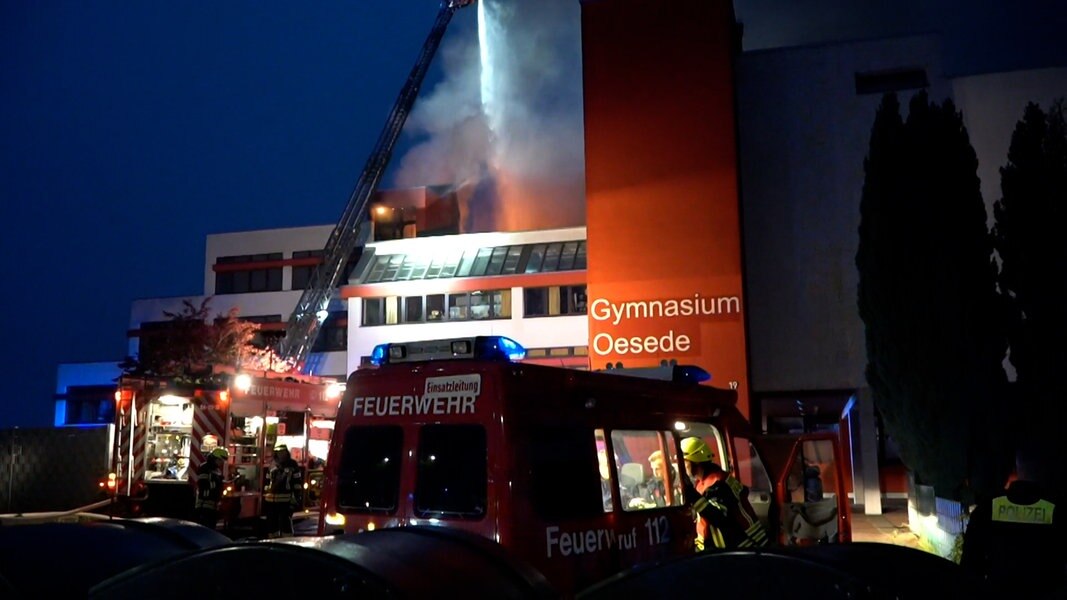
[392,0,585,233]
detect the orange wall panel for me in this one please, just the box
[582,0,750,415]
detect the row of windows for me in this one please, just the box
[136,313,346,357]
[363,290,512,326]
[361,240,587,284]
[214,249,359,295]
[214,241,585,295]
[361,285,586,327]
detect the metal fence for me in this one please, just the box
[0,426,113,514]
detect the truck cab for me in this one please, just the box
[319,336,850,593]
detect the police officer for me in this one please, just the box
[960,444,1066,597]
[263,444,303,538]
[193,447,228,530]
[680,437,769,550]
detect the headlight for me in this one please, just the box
[324,512,346,526]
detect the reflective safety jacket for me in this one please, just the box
[194,459,224,511]
[689,470,769,550]
[264,457,303,506]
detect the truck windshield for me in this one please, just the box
[336,425,403,512]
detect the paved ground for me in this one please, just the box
[848,499,925,550]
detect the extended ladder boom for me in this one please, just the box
[277,1,473,370]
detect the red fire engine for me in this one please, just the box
[318,335,851,593]
[107,367,343,527]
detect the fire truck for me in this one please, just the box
[107,367,343,528]
[318,335,852,593]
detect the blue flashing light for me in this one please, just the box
[369,336,527,366]
[476,336,527,361]
[370,343,389,366]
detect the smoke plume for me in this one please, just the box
[391,0,585,233]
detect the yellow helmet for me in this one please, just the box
[681,437,715,463]
[209,447,229,460]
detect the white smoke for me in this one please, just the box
[391,0,586,232]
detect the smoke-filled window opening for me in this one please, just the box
[524,285,587,317]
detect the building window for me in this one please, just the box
[291,250,324,290]
[448,294,469,320]
[427,294,446,321]
[403,297,423,323]
[363,298,384,326]
[524,285,587,317]
[60,385,117,425]
[312,312,347,352]
[240,314,283,348]
[215,253,283,294]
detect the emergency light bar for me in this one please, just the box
[370,336,526,366]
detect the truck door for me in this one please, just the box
[756,433,852,546]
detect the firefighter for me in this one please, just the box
[680,436,769,550]
[193,447,228,530]
[263,444,303,538]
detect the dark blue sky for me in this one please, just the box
[2,0,1064,429]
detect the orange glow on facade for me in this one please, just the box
[582,0,751,415]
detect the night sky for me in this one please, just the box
[2,0,1064,429]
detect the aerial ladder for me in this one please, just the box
[276,1,475,371]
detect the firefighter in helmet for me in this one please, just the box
[680,437,769,550]
[263,443,303,538]
[193,447,229,530]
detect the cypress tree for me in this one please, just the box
[857,91,1011,502]
[992,100,1067,488]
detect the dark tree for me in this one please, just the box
[857,91,1012,502]
[119,298,261,383]
[992,99,1067,488]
